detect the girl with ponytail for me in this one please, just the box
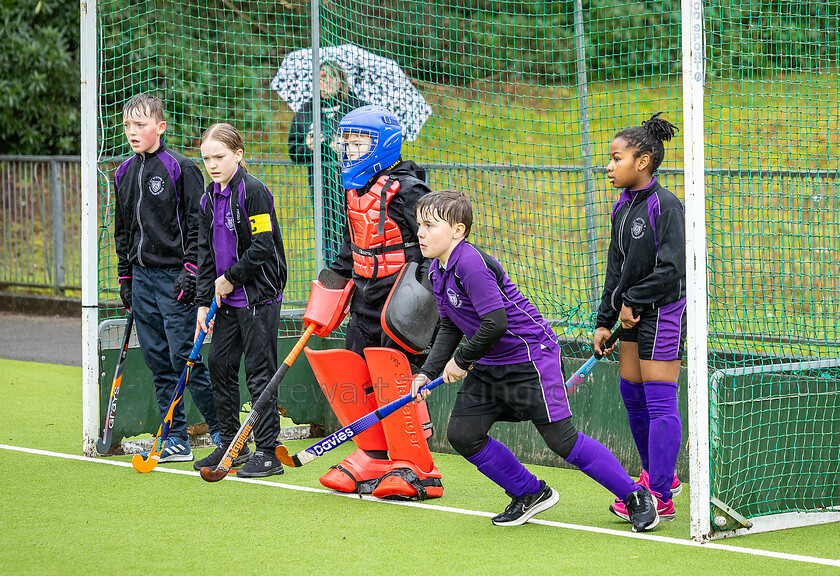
[194,123,288,478]
[595,112,687,525]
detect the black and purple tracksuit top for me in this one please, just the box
[595,178,686,330]
[196,168,287,309]
[113,141,205,278]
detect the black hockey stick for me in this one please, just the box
[96,312,134,454]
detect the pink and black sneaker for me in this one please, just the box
[614,469,682,506]
[652,491,676,521]
[638,469,682,498]
[610,489,675,523]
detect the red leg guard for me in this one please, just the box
[365,347,443,500]
[319,447,394,493]
[371,461,443,501]
[415,397,434,440]
[304,348,393,492]
[304,347,389,451]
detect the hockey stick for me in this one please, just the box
[96,312,134,455]
[132,300,217,473]
[565,323,626,392]
[275,375,445,468]
[199,323,316,482]
[200,268,353,482]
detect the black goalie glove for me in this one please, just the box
[119,277,132,311]
[171,262,197,305]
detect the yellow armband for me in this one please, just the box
[249,213,272,234]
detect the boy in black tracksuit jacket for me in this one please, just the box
[113,94,219,462]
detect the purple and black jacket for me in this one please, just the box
[595,178,686,330]
[196,167,287,309]
[113,140,205,277]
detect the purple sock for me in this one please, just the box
[620,377,650,471]
[645,381,681,501]
[565,433,638,499]
[466,437,541,498]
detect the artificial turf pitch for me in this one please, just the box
[1,359,837,575]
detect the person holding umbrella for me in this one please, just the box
[287,61,364,266]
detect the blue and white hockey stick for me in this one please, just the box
[275,375,445,468]
[132,300,217,472]
[565,325,625,392]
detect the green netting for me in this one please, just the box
[96,1,319,331]
[96,0,685,339]
[95,0,840,523]
[710,363,840,519]
[704,0,840,521]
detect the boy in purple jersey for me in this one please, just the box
[596,113,686,524]
[410,189,659,531]
[113,94,220,462]
[194,123,288,478]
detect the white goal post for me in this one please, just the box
[682,0,840,543]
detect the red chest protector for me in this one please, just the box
[346,175,413,279]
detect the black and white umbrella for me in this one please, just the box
[271,43,432,142]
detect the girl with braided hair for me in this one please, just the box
[594,112,686,524]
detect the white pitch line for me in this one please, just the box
[2,443,838,568]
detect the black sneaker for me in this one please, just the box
[623,487,660,532]
[491,480,559,526]
[235,450,284,478]
[193,445,252,471]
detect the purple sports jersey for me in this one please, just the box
[429,241,559,365]
[211,182,248,307]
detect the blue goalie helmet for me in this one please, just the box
[338,105,403,189]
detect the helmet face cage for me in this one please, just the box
[338,127,379,170]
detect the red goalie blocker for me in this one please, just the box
[304,269,355,337]
[381,262,439,354]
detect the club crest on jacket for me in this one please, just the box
[447,287,462,308]
[148,176,165,196]
[631,217,646,239]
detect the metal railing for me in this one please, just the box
[4,154,838,301]
[0,155,82,292]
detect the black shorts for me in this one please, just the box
[450,350,571,426]
[620,298,686,361]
